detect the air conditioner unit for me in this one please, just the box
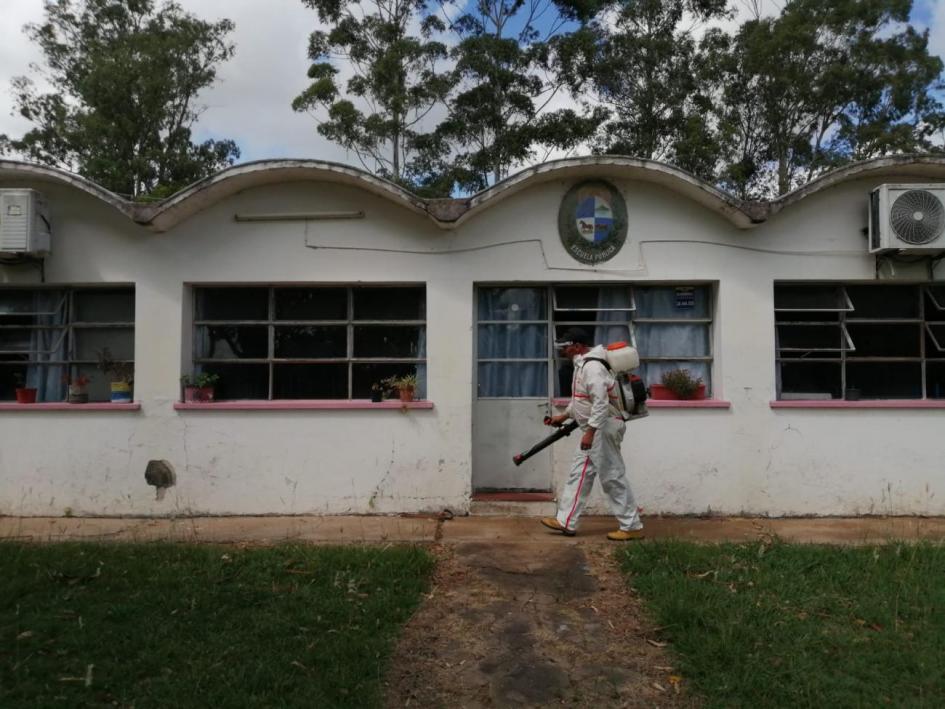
[0,189,51,256]
[869,184,945,254]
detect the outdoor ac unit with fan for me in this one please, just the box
[0,189,51,256]
[869,184,945,254]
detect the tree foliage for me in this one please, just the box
[435,0,604,192]
[556,0,729,177]
[0,0,240,199]
[705,0,945,198]
[292,0,453,192]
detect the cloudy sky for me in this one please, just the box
[1,0,944,170]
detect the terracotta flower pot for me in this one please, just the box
[398,387,415,402]
[649,383,706,401]
[15,387,37,404]
[184,386,215,403]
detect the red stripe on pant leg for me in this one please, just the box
[565,456,591,530]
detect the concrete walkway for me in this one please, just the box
[3,514,945,545]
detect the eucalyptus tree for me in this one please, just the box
[555,0,729,177]
[433,0,604,192]
[0,0,239,198]
[705,0,945,198]
[293,0,453,192]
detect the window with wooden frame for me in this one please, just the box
[775,283,945,400]
[0,287,135,402]
[192,286,426,400]
[476,284,713,398]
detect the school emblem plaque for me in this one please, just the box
[558,180,628,265]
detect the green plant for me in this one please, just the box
[97,347,134,383]
[381,373,418,393]
[660,368,703,399]
[181,373,220,388]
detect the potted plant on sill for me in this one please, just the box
[13,373,37,404]
[97,348,134,403]
[181,372,220,403]
[381,373,418,402]
[63,373,91,404]
[650,368,706,401]
[370,382,384,403]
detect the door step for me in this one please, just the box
[469,492,557,517]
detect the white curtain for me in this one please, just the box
[27,290,67,402]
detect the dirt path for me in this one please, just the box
[385,541,697,708]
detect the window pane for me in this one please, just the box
[354,326,424,357]
[555,359,574,397]
[196,287,268,320]
[196,326,268,359]
[635,286,710,319]
[478,324,546,359]
[74,289,134,322]
[198,364,269,400]
[553,324,631,348]
[778,362,841,399]
[75,328,134,360]
[0,329,32,354]
[478,288,545,321]
[636,324,709,358]
[478,362,547,397]
[1,365,28,401]
[554,286,633,311]
[846,285,918,319]
[354,287,425,320]
[74,364,113,403]
[353,363,423,399]
[846,362,921,399]
[274,326,346,358]
[927,362,945,399]
[275,287,347,320]
[0,289,64,315]
[774,285,846,311]
[776,324,842,352]
[847,324,920,358]
[274,363,347,399]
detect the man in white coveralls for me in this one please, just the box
[540,327,644,541]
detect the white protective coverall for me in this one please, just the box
[555,345,643,533]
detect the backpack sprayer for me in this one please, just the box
[512,342,648,467]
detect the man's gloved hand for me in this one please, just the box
[545,414,569,427]
[580,428,595,450]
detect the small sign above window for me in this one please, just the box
[675,287,695,309]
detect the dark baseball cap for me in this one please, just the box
[555,327,592,348]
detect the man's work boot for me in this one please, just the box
[541,517,576,537]
[607,528,645,541]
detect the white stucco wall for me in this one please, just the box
[1,170,943,517]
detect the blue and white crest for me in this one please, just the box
[575,196,615,243]
[558,180,628,265]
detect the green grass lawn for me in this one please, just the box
[1,542,433,708]
[619,541,945,708]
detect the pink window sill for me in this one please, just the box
[771,400,945,409]
[551,397,730,409]
[173,399,434,411]
[0,402,141,411]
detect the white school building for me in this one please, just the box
[1,156,943,518]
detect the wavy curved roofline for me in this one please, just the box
[4,154,945,232]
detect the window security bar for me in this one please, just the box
[927,323,945,353]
